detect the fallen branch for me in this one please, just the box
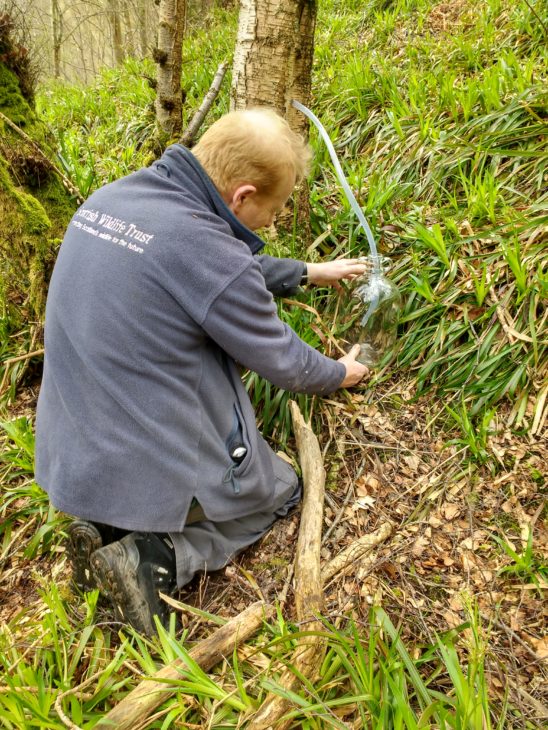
[248,400,326,730]
[180,61,228,147]
[0,110,83,203]
[322,522,393,583]
[0,348,45,396]
[95,600,274,730]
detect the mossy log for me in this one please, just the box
[0,23,76,398]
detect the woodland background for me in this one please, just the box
[0,0,546,728]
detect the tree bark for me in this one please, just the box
[137,0,148,57]
[155,0,186,137]
[121,0,134,57]
[231,0,316,235]
[231,0,317,140]
[107,0,124,66]
[50,0,62,78]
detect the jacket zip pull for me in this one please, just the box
[222,463,241,494]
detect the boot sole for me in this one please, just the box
[67,521,102,591]
[90,541,156,636]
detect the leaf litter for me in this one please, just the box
[1,369,546,724]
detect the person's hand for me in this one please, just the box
[338,344,368,387]
[306,259,368,290]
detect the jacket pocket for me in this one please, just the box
[223,403,251,494]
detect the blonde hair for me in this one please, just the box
[192,108,311,197]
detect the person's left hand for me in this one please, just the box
[305,258,367,290]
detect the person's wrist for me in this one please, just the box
[300,264,308,286]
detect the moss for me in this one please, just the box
[0,30,74,395]
[0,154,63,321]
[0,63,33,126]
[34,176,76,230]
[0,158,50,232]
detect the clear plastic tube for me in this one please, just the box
[291,100,380,275]
[291,100,380,326]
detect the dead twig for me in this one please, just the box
[54,668,104,730]
[180,62,228,147]
[322,522,393,584]
[0,349,45,396]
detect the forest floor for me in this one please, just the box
[1,377,546,725]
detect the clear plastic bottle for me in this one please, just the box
[345,256,401,367]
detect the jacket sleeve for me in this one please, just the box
[255,254,306,297]
[202,259,345,395]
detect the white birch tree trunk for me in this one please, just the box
[231,0,317,140]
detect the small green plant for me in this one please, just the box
[414,222,451,269]
[469,261,493,306]
[444,401,496,465]
[0,416,35,476]
[0,418,65,559]
[0,584,134,729]
[493,528,547,590]
[256,605,500,729]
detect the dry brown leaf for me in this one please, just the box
[365,474,381,490]
[353,496,376,511]
[459,530,488,550]
[530,636,548,659]
[444,610,462,629]
[412,535,429,557]
[442,503,460,521]
[403,453,421,471]
[429,513,443,528]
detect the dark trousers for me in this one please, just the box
[168,480,301,588]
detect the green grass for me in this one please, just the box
[493,528,548,591]
[31,0,547,458]
[0,584,503,729]
[1,1,546,726]
[0,417,65,561]
[307,0,547,452]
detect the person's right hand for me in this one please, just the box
[338,344,368,388]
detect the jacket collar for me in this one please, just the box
[153,144,265,255]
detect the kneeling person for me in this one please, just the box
[35,108,368,635]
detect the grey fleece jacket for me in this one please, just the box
[34,145,345,531]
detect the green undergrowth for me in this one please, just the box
[0,3,545,727]
[36,5,237,191]
[27,0,547,455]
[308,0,547,445]
[0,579,506,729]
